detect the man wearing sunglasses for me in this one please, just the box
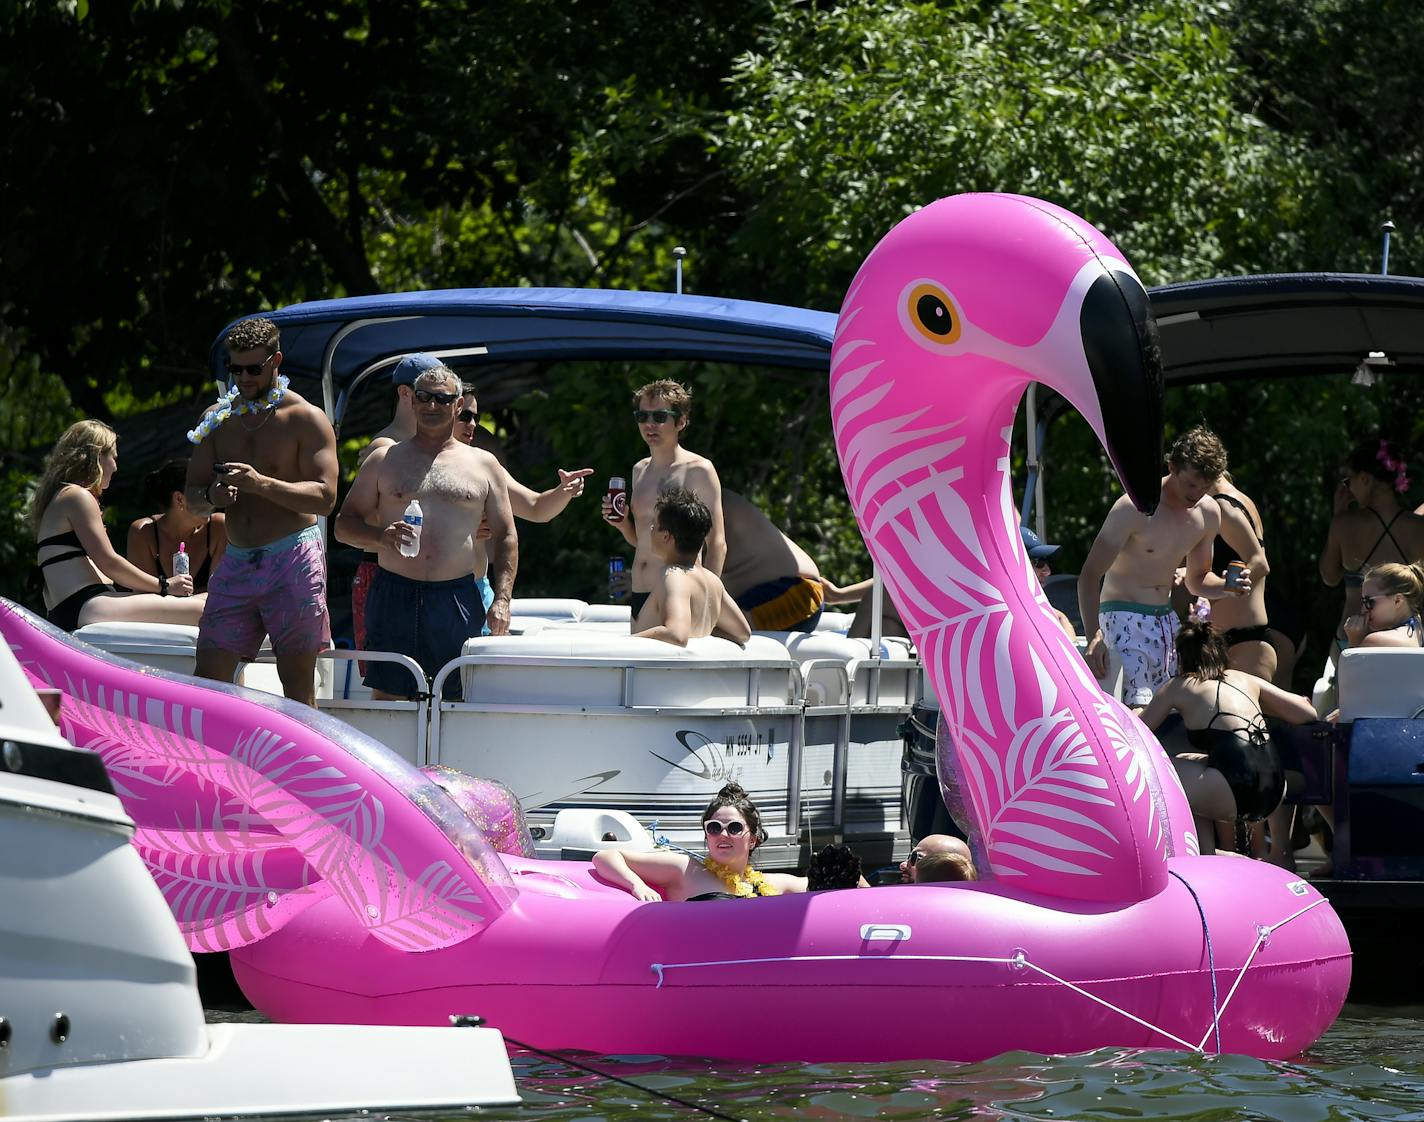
[603,379,726,622]
[899,834,976,883]
[184,316,339,707]
[335,364,517,700]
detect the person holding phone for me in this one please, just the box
[185,317,338,707]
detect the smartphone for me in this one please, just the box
[213,463,234,474]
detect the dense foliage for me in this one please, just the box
[4,0,1422,684]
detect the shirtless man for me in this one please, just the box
[631,488,750,648]
[602,380,725,621]
[335,364,516,700]
[350,351,440,657]
[721,489,825,633]
[900,834,976,883]
[1078,426,1248,708]
[185,317,338,706]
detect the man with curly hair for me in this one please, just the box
[1078,425,1249,709]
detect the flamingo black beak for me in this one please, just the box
[1080,270,1164,515]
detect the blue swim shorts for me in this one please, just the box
[363,570,493,699]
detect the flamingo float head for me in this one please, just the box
[831,194,1194,903]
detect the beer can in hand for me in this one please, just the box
[606,476,628,522]
[1224,560,1245,590]
[608,556,626,603]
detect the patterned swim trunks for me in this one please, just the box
[735,575,825,633]
[1100,600,1179,707]
[198,524,331,660]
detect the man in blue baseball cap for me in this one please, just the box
[1021,525,1076,640]
[351,353,447,658]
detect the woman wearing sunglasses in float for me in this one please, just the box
[1343,562,1424,650]
[593,782,807,901]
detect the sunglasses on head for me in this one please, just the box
[414,389,458,405]
[226,353,274,376]
[457,409,476,423]
[634,408,679,424]
[704,820,748,837]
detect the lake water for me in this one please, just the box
[214,1004,1424,1120]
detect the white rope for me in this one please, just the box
[1195,896,1329,1052]
[652,950,1197,1050]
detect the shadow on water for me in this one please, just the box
[202,1005,1423,1121]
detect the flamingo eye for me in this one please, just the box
[906,283,961,344]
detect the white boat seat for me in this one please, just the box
[1336,648,1424,722]
[509,597,588,624]
[754,631,919,706]
[815,610,854,634]
[578,603,632,624]
[457,632,796,708]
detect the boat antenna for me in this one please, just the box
[1380,220,1396,275]
[452,1016,748,1121]
[674,245,687,294]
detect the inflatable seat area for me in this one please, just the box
[457,632,796,708]
[1336,648,1424,722]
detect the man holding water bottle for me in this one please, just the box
[336,364,517,700]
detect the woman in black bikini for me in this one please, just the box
[30,421,204,631]
[1205,473,1275,680]
[125,459,227,594]
[1140,615,1318,855]
[1320,438,1424,666]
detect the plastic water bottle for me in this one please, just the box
[172,542,190,577]
[400,500,422,558]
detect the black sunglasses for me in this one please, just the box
[226,352,275,376]
[704,820,747,837]
[908,849,926,866]
[1361,595,1394,612]
[634,408,679,424]
[414,389,458,405]
[457,409,477,423]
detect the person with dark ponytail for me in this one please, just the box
[1320,437,1424,662]
[593,782,807,900]
[1139,607,1318,854]
[126,458,227,593]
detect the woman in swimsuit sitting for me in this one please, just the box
[1343,562,1424,650]
[593,782,807,900]
[1140,611,1319,855]
[1319,438,1424,665]
[31,421,204,631]
[125,458,227,594]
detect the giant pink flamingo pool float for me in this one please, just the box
[2,195,1349,1061]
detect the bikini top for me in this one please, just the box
[1343,508,1408,588]
[36,529,89,570]
[1211,493,1263,573]
[1185,677,1269,751]
[149,520,214,590]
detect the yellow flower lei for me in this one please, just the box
[703,856,779,897]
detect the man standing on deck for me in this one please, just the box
[185,316,339,707]
[1077,426,1249,708]
[351,352,441,662]
[335,363,517,700]
[721,489,826,633]
[602,379,725,622]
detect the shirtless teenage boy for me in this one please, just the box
[631,488,750,648]
[335,364,517,699]
[186,317,338,706]
[603,380,725,620]
[721,489,826,633]
[1078,426,1248,707]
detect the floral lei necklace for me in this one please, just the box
[186,374,290,444]
[702,856,779,897]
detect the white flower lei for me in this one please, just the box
[187,373,290,444]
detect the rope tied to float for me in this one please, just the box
[1169,868,1222,1055]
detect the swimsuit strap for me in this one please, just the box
[1204,676,1269,741]
[1362,508,1408,566]
[1215,492,1264,543]
[36,528,88,569]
